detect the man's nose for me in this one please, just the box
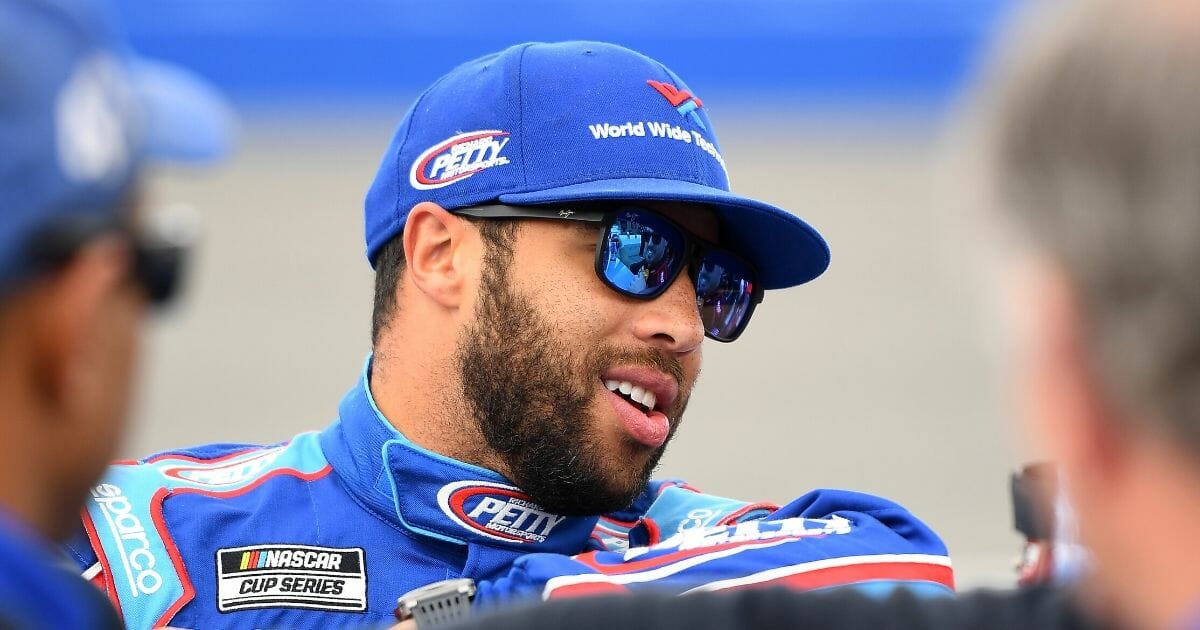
[629,272,704,354]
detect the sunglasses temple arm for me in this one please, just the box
[454,204,606,223]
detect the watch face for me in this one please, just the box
[396,578,476,623]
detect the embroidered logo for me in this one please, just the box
[162,447,284,488]
[216,544,366,613]
[409,130,511,190]
[647,80,706,129]
[623,515,853,561]
[436,480,566,544]
[90,483,163,596]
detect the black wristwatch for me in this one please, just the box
[395,578,477,627]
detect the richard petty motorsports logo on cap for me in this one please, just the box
[437,480,567,544]
[216,544,366,613]
[409,130,511,190]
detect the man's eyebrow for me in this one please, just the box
[568,220,600,237]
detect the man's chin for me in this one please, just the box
[534,492,642,518]
[595,473,652,513]
[522,469,652,517]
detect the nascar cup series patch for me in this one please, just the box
[216,544,367,613]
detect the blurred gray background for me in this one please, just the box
[114,0,1025,590]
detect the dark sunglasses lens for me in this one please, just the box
[695,251,757,341]
[136,242,186,307]
[600,210,685,296]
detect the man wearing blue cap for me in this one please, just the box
[71,42,948,629]
[0,0,230,627]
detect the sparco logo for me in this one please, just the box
[91,484,162,596]
[437,480,566,544]
[409,130,511,190]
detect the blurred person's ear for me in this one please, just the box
[0,235,143,537]
[1016,257,1125,523]
[29,236,133,406]
[401,202,479,311]
[29,235,145,537]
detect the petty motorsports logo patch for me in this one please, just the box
[161,446,284,488]
[216,544,366,613]
[409,130,511,190]
[437,480,566,544]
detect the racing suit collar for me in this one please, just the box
[319,357,598,553]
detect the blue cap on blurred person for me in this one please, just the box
[365,41,829,290]
[0,0,234,296]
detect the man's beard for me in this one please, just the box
[456,253,689,516]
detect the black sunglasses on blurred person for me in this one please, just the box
[21,203,195,308]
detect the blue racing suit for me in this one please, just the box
[66,362,953,629]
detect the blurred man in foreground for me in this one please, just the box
[440,0,1200,628]
[0,0,229,626]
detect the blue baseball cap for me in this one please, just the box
[0,0,234,295]
[364,41,829,290]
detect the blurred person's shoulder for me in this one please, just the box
[0,509,123,629]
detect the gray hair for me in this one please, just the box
[990,0,1200,453]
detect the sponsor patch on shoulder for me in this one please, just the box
[409,130,511,190]
[216,544,366,613]
[162,446,285,487]
[437,480,567,544]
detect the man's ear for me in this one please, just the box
[402,202,474,310]
[1020,259,1124,500]
[26,236,130,412]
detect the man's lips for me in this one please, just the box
[603,388,670,449]
[599,366,680,413]
[598,365,680,449]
